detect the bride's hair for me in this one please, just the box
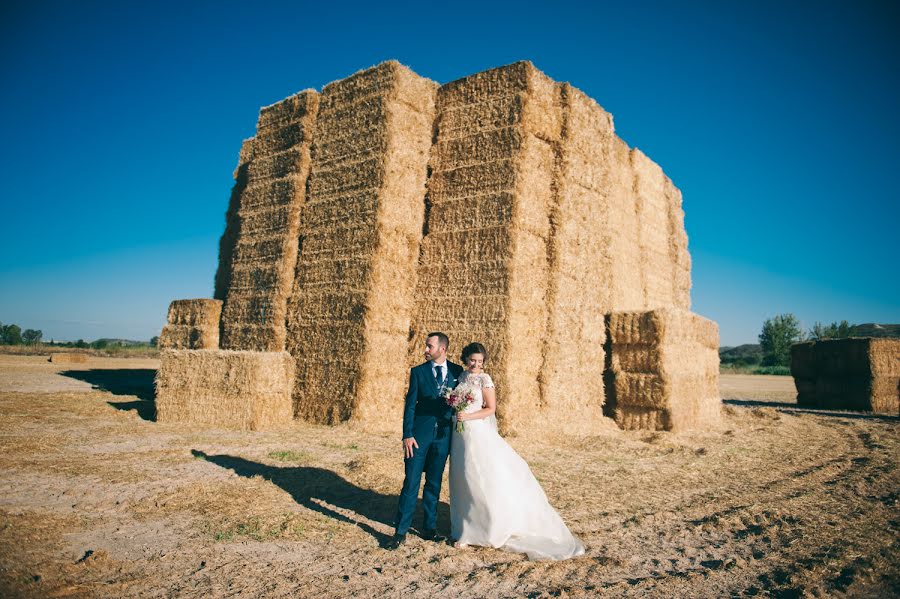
[461,342,488,364]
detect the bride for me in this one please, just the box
[448,342,585,560]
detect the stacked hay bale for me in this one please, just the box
[791,338,899,414]
[219,91,320,351]
[665,177,692,309]
[213,138,255,301]
[537,84,618,432]
[790,341,817,405]
[410,62,561,435]
[159,299,222,349]
[632,150,681,310]
[286,62,437,425]
[155,350,294,430]
[606,309,720,431]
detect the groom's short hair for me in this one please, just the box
[426,332,449,349]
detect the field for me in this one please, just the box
[0,355,897,598]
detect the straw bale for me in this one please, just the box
[158,299,222,350]
[439,61,533,108]
[606,309,720,432]
[166,299,222,327]
[794,378,817,406]
[431,127,524,171]
[286,62,437,428]
[790,342,816,379]
[257,89,318,131]
[316,61,406,110]
[438,93,525,139]
[814,338,872,376]
[159,325,217,350]
[251,122,312,156]
[219,90,319,352]
[246,147,310,183]
[214,140,253,300]
[665,177,691,309]
[868,338,900,376]
[155,350,294,430]
[791,338,900,414]
[615,406,668,431]
[49,352,89,364]
[238,177,303,211]
[607,309,719,349]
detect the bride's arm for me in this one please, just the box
[457,386,496,422]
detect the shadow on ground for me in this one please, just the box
[723,399,898,422]
[192,450,447,545]
[60,368,157,420]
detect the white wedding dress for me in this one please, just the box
[448,371,585,561]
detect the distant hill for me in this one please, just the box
[848,323,900,338]
[719,344,762,365]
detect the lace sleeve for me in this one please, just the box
[480,373,495,389]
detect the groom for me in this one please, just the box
[386,332,463,549]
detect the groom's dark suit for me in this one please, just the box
[394,359,464,536]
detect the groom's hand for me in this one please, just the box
[403,437,418,459]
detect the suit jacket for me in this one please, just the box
[402,360,464,440]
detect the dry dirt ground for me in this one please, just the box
[0,355,897,598]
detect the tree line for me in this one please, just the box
[0,320,158,348]
[0,322,43,345]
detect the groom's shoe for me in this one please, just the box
[421,529,447,543]
[384,534,406,550]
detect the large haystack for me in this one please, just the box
[791,338,900,415]
[606,309,720,431]
[155,350,294,430]
[790,341,816,406]
[158,299,222,350]
[160,60,713,434]
[285,62,437,426]
[219,91,320,352]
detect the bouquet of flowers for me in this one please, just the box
[442,383,476,432]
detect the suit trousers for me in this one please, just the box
[394,421,451,535]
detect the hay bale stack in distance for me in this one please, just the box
[606,309,720,431]
[159,299,222,350]
[49,352,89,364]
[790,341,817,406]
[410,61,561,436]
[220,91,320,352]
[155,349,294,430]
[811,338,900,414]
[286,62,437,426]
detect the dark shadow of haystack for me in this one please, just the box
[722,398,898,422]
[192,450,448,544]
[60,368,157,420]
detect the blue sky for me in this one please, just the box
[1,0,898,345]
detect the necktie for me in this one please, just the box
[435,365,445,386]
